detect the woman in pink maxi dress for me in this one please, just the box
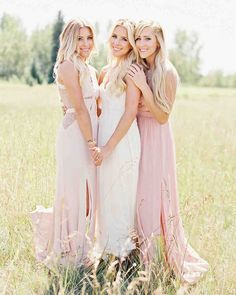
[30,19,100,267]
[128,20,209,284]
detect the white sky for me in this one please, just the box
[1,0,236,74]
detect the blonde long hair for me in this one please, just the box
[54,19,96,85]
[135,20,179,113]
[104,19,138,96]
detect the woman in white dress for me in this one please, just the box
[93,19,141,259]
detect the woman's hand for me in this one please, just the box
[91,145,112,166]
[127,64,147,90]
[89,146,102,166]
[92,147,103,166]
[88,142,103,166]
[100,145,113,159]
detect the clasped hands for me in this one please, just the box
[89,144,111,166]
[88,142,103,166]
[61,106,110,166]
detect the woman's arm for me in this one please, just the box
[128,64,177,124]
[58,60,94,144]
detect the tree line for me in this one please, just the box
[0,11,235,88]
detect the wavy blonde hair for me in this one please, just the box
[135,20,179,113]
[54,19,95,85]
[104,19,138,96]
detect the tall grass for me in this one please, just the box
[0,83,235,294]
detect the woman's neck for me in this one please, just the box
[145,55,155,70]
[78,54,87,63]
[115,54,128,64]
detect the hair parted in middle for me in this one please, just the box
[104,19,138,96]
[135,20,179,114]
[53,18,96,86]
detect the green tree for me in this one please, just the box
[30,24,52,83]
[48,11,64,83]
[227,74,236,88]
[199,70,224,87]
[90,20,111,73]
[169,30,202,84]
[0,13,30,80]
[30,59,43,84]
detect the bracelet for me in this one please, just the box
[87,139,96,145]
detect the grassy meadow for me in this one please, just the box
[0,83,235,294]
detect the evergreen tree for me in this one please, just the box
[48,11,64,83]
[30,24,52,83]
[30,59,43,84]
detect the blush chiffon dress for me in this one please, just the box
[136,70,209,284]
[31,65,98,267]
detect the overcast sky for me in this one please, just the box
[1,0,236,74]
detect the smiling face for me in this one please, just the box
[135,26,159,62]
[110,25,132,59]
[77,26,94,60]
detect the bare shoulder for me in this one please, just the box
[58,60,77,77]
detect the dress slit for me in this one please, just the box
[30,65,99,267]
[136,114,209,283]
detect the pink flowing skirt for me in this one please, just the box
[136,111,209,284]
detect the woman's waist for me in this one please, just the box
[137,114,171,133]
[64,100,97,114]
[98,121,140,145]
[62,107,97,126]
[99,117,139,135]
[61,95,96,107]
[98,109,125,123]
[60,112,97,131]
[137,110,153,118]
[100,103,125,113]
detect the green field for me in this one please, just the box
[0,83,235,294]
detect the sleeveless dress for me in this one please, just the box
[136,95,209,284]
[95,83,141,258]
[31,65,99,266]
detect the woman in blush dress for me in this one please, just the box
[31,19,101,267]
[128,20,209,284]
[93,19,141,260]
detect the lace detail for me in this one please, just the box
[63,113,76,129]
